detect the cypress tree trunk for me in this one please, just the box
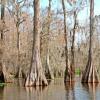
[62,0,71,82]
[1,0,5,39]
[0,0,5,83]
[81,0,99,83]
[70,11,77,80]
[25,0,48,86]
[0,59,5,83]
[15,2,22,78]
[45,0,54,80]
[15,18,22,78]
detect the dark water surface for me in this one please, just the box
[0,78,100,100]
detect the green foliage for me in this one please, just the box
[0,83,6,87]
[75,68,81,75]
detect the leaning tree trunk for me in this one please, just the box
[45,0,54,80]
[62,0,71,82]
[70,11,77,80]
[81,0,99,83]
[25,0,48,86]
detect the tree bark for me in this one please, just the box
[45,0,54,80]
[25,0,48,86]
[62,0,71,82]
[0,62,5,83]
[81,0,99,83]
[1,0,5,39]
[15,19,22,78]
[0,0,5,83]
[15,2,22,78]
[70,11,77,80]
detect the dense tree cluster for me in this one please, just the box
[0,0,100,85]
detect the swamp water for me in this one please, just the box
[0,78,100,100]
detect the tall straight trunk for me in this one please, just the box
[15,21,22,78]
[70,11,77,80]
[46,0,54,80]
[1,0,5,39]
[15,3,22,78]
[25,0,48,86]
[81,0,99,83]
[0,0,5,83]
[62,0,70,82]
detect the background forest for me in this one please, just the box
[0,0,100,84]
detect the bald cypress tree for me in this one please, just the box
[45,0,54,80]
[0,0,5,83]
[62,0,71,82]
[25,0,48,86]
[81,0,99,83]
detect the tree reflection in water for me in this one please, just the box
[64,82,75,100]
[0,79,100,100]
[82,83,99,100]
[0,86,4,100]
[25,85,48,100]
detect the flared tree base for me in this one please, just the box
[25,46,48,87]
[25,72,48,87]
[81,62,99,83]
[64,68,75,83]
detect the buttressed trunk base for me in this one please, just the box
[81,0,99,83]
[25,49,48,86]
[25,0,48,86]
[81,60,99,83]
